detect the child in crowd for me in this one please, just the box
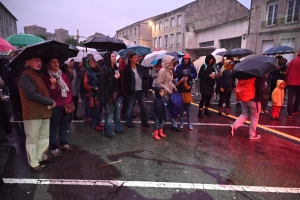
[261,74,270,114]
[177,70,193,130]
[271,80,286,120]
[152,86,169,140]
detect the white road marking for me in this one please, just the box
[3,178,300,193]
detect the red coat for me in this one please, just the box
[286,52,300,86]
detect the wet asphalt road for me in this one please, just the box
[1,92,300,200]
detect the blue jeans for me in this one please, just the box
[232,101,261,137]
[84,95,91,118]
[104,97,123,136]
[180,103,191,126]
[49,107,71,150]
[154,118,165,130]
[125,91,148,125]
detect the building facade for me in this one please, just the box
[54,28,71,43]
[24,25,47,36]
[86,32,106,41]
[247,0,300,61]
[0,2,17,39]
[152,0,249,58]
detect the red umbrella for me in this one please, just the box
[0,37,15,52]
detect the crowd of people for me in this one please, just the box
[0,49,300,175]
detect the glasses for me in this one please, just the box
[30,59,42,63]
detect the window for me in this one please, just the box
[177,15,182,26]
[176,33,181,45]
[164,35,168,46]
[220,37,242,49]
[267,1,278,25]
[154,37,157,48]
[199,41,214,47]
[170,34,174,45]
[281,38,295,61]
[126,31,128,36]
[159,36,162,47]
[134,28,136,35]
[164,19,169,28]
[286,0,300,22]
[130,29,132,36]
[159,21,163,30]
[171,17,176,27]
[155,23,159,31]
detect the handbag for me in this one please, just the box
[64,102,75,114]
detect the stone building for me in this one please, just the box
[116,14,164,48]
[152,0,249,58]
[0,2,17,38]
[24,25,47,36]
[247,0,300,61]
[54,28,71,43]
[86,32,106,41]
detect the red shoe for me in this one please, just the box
[153,130,160,140]
[94,126,103,131]
[84,117,92,122]
[158,129,166,138]
[99,123,105,127]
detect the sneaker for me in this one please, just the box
[249,135,261,140]
[264,110,269,113]
[31,165,46,171]
[51,149,62,157]
[94,126,103,131]
[229,125,234,137]
[287,115,293,119]
[84,117,92,122]
[60,144,73,151]
[268,102,272,106]
[179,124,183,129]
[188,125,193,130]
[260,110,265,114]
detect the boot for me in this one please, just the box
[197,109,204,118]
[179,115,184,129]
[225,108,230,115]
[153,130,160,140]
[158,129,166,138]
[187,116,193,130]
[218,107,223,116]
[204,109,212,116]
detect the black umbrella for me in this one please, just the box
[84,36,127,51]
[69,45,79,55]
[9,40,78,76]
[262,46,297,56]
[223,48,254,58]
[231,55,277,79]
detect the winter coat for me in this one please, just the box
[123,64,144,96]
[153,86,169,121]
[286,52,300,86]
[219,60,233,91]
[176,78,192,103]
[157,55,176,94]
[198,54,216,94]
[83,60,100,98]
[98,64,121,104]
[272,79,285,106]
[175,59,197,81]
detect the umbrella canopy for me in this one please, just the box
[150,51,181,65]
[118,45,151,58]
[223,48,254,58]
[262,46,297,56]
[141,50,167,67]
[211,48,227,56]
[193,55,223,73]
[5,34,44,47]
[84,36,127,51]
[0,37,16,52]
[231,55,277,79]
[9,40,78,76]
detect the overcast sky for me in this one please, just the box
[2,0,251,40]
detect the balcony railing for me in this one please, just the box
[261,15,299,28]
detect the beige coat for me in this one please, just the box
[157,55,176,95]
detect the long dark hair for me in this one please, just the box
[127,53,137,66]
[103,52,117,69]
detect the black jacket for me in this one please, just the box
[153,87,169,121]
[123,64,144,96]
[98,64,121,103]
[220,70,233,91]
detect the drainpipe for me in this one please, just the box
[247,0,253,36]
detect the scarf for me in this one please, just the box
[48,69,70,97]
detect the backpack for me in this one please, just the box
[236,78,256,102]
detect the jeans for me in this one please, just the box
[154,119,165,130]
[287,85,300,116]
[125,91,148,125]
[84,95,91,118]
[218,91,232,108]
[232,101,261,138]
[91,102,103,128]
[199,94,213,108]
[49,107,71,150]
[180,103,191,126]
[261,99,268,111]
[0,124,10,177]
[24,119,50,167]
[104,97,123,136]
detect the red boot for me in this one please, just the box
[153,130,160,140]
[158,129,166,138]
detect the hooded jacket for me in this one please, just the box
[83,58,100,97]
[198,54,216,94]
[219,60,233,91]
[153,86,169,121]
[157,55,176,95]
[286,52,300,86]
[272,79,285,106]
[175,58,197,81]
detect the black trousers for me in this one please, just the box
[199,94,213,108]
[0,100,12,134]
[72,95,79,117]
[0,124,10,178]
[218,91,232,108]
[287,85,300,116]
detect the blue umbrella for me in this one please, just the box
[150,52,180,65]
[118,44,151,58]
[262,46,297,56]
